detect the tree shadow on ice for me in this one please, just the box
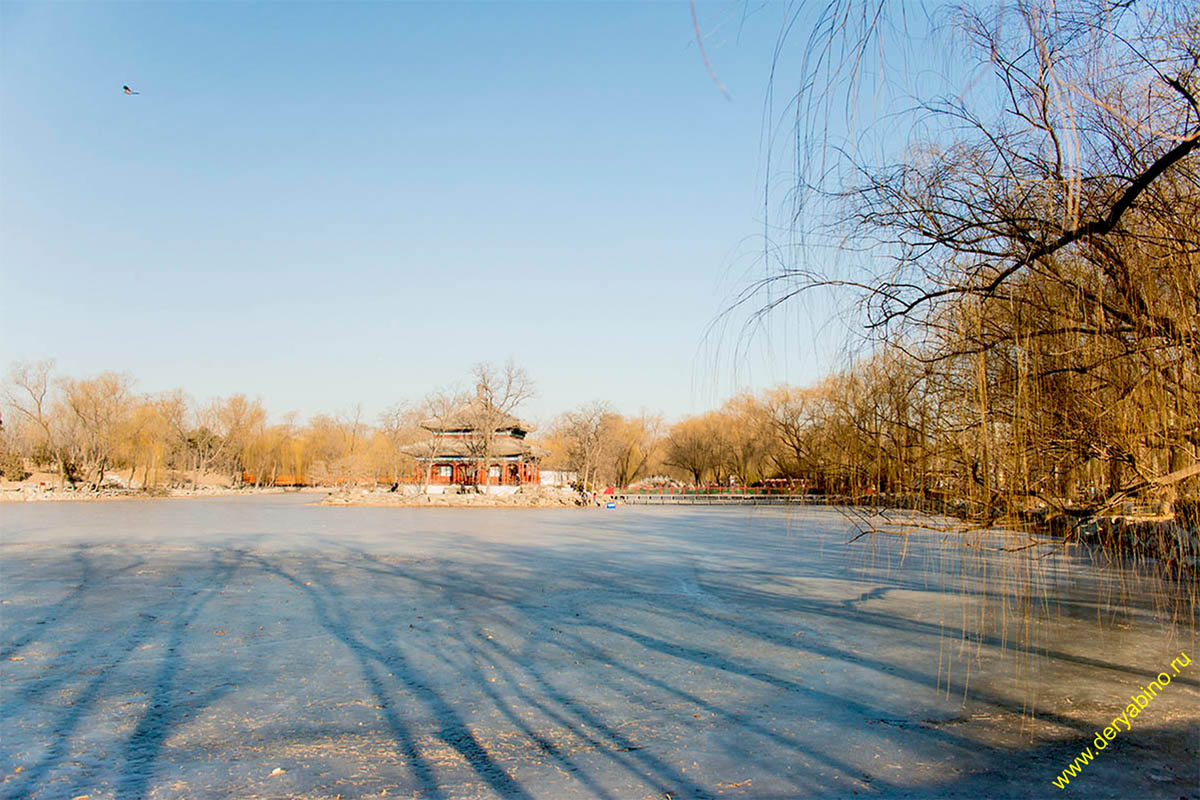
[113,549,247,800]
[0,545,147,664]
[317,547,922,795]
[903,719,1198,799]
[3,519,1194,799]
[318,538,1196,798]
[248,553,535,800]
[0,549,248,800]
[242,546,732,799]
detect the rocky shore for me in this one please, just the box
[0,485,307,503]
[0,481,585,508]
[321,486,585,508]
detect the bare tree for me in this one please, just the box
[554,401,616,491]
[5,360,68,484]
[611,412,664,488]
[467,360,536,491]
[714,394,775,485]
[153,389,193,487]
[202,395,267,486]
[377,401,415,486]
[58,372,135,488]
[664,416,721,485]
[411,388,469,492]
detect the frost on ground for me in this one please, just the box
[1,496,1197,799]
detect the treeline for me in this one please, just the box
[551,329,1196,521]
[3,350,1195,523]
[0,360,668,491]
[0,360,426,490]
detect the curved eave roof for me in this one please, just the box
[401,438,549,459]
[420,397,535,434]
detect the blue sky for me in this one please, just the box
[1,1,860,424]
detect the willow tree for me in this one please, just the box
[745,0,1199,520]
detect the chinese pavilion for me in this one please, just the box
[403,396,546,487]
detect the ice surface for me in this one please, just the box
[1,495,1196,798]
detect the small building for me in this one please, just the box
[403,396,547,489]
[539,470,578,488]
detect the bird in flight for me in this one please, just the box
[123,85,140,95]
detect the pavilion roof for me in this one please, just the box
[400,437,548,459]
[420,397,535,434]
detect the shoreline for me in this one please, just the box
[0,485,328,503]
[321,488,584,509]
[0,484,587,509]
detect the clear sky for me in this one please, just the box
[1,1,853,425]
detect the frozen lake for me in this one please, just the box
[1,495,1196,799]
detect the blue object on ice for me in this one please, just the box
[606,502,616,509]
